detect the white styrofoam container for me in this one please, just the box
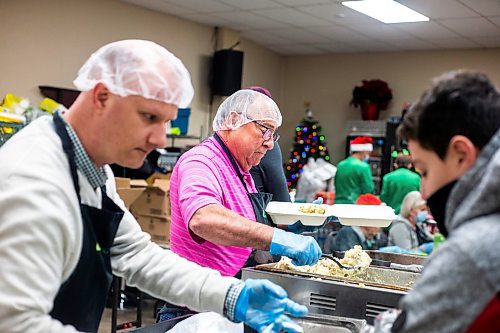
[265,202,328,226]
[265,202,396,227]
[329,204,396,227]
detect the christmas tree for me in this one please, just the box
[286,104,331,189]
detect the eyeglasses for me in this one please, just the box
[254,121,280,142]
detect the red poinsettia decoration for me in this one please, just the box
[350,79,393,111]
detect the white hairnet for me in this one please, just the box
[400,191,426,218]
[213,90,282,131]
[73,39,194,107]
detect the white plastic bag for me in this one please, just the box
[166,312,243,333]
[296,158,337,202]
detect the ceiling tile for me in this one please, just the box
[266,27,333,43]
[473,36,500,47]
[274,0,331,5]
[241,30,295,45]
[182,13,232,28]
[298,3,380,25]
[488,16,500,27]
[399,0,480,19]
[211,11,288,30]
[122,0,196,15]
[439,17,500,37]
[385,38,439,50]
[428,37,481,49]
[252,7,331,26]
[305,25,372,42]
[394,21,461,39]
[354,41,405,53]
[217,0,281,10]
[458,0,500,16]
[165,0,234,13]
[120,0,500,55]
[314,42,363,53]
[268,43,326,55]
[348,23,412,40]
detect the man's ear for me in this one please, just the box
[227,111,241,129]
[448,135,477,172]
[92,83,109,112]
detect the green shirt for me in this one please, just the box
[334,156,374,204]
[379,168,420,214]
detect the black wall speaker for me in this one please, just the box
[211,49,244,96]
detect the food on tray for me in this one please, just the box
[298,204,326,215]
[275,245,372,278]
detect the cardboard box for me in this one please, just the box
[136,215,170,246]
[115,177,146,209]
[115,177,170,218]
[130,179,170,218]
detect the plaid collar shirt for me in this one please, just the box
[58,112,107,190]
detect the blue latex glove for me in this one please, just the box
[269,228,322,266]
[418,242,434,254]
[235,279,308,333]
[379,246,424,256]
[378,246,410,254]
[311,198,323,205]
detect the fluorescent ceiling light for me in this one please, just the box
[342,0,429,24]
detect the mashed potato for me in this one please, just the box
[275,245,372,278]
[298,204,326,215]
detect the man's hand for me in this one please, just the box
[235,279,308,333]
[269,228,322,266]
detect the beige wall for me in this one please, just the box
[281,49,500,164]
[0,0,283,145]
[1,0,499,166]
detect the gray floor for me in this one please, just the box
[98,299,158,333]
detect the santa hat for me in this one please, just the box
[350,136,373,152]
[355,194,382,205]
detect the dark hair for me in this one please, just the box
[246,86,272,98]
[397,70,500,159]
[395,155,412,169]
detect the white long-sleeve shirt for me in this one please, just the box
[0,116,238,332]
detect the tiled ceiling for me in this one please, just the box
[122,0,500,55]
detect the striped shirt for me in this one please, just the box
[170,136,257,276]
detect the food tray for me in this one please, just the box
[254,263,418,292]
[244,314,366,333]
[365,250,426,266]
[265,202,396,227]
[266,201,329,226]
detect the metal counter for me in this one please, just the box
[242,264,418,324]
[243,314,366,333]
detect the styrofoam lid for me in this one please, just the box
[329,204,396,227]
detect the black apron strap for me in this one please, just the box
[50,112,124,332]
[214,132,251,192]
[53,112,81,200]
[213,133,278,271]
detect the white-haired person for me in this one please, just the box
[388,191,434,251]
[169,89,322,278]
[0,40,308,333]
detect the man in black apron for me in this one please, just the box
[168,89,323,280]
[0,40,308,333]
[159,88,327,323]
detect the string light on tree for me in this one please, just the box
[285,102,332,189]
